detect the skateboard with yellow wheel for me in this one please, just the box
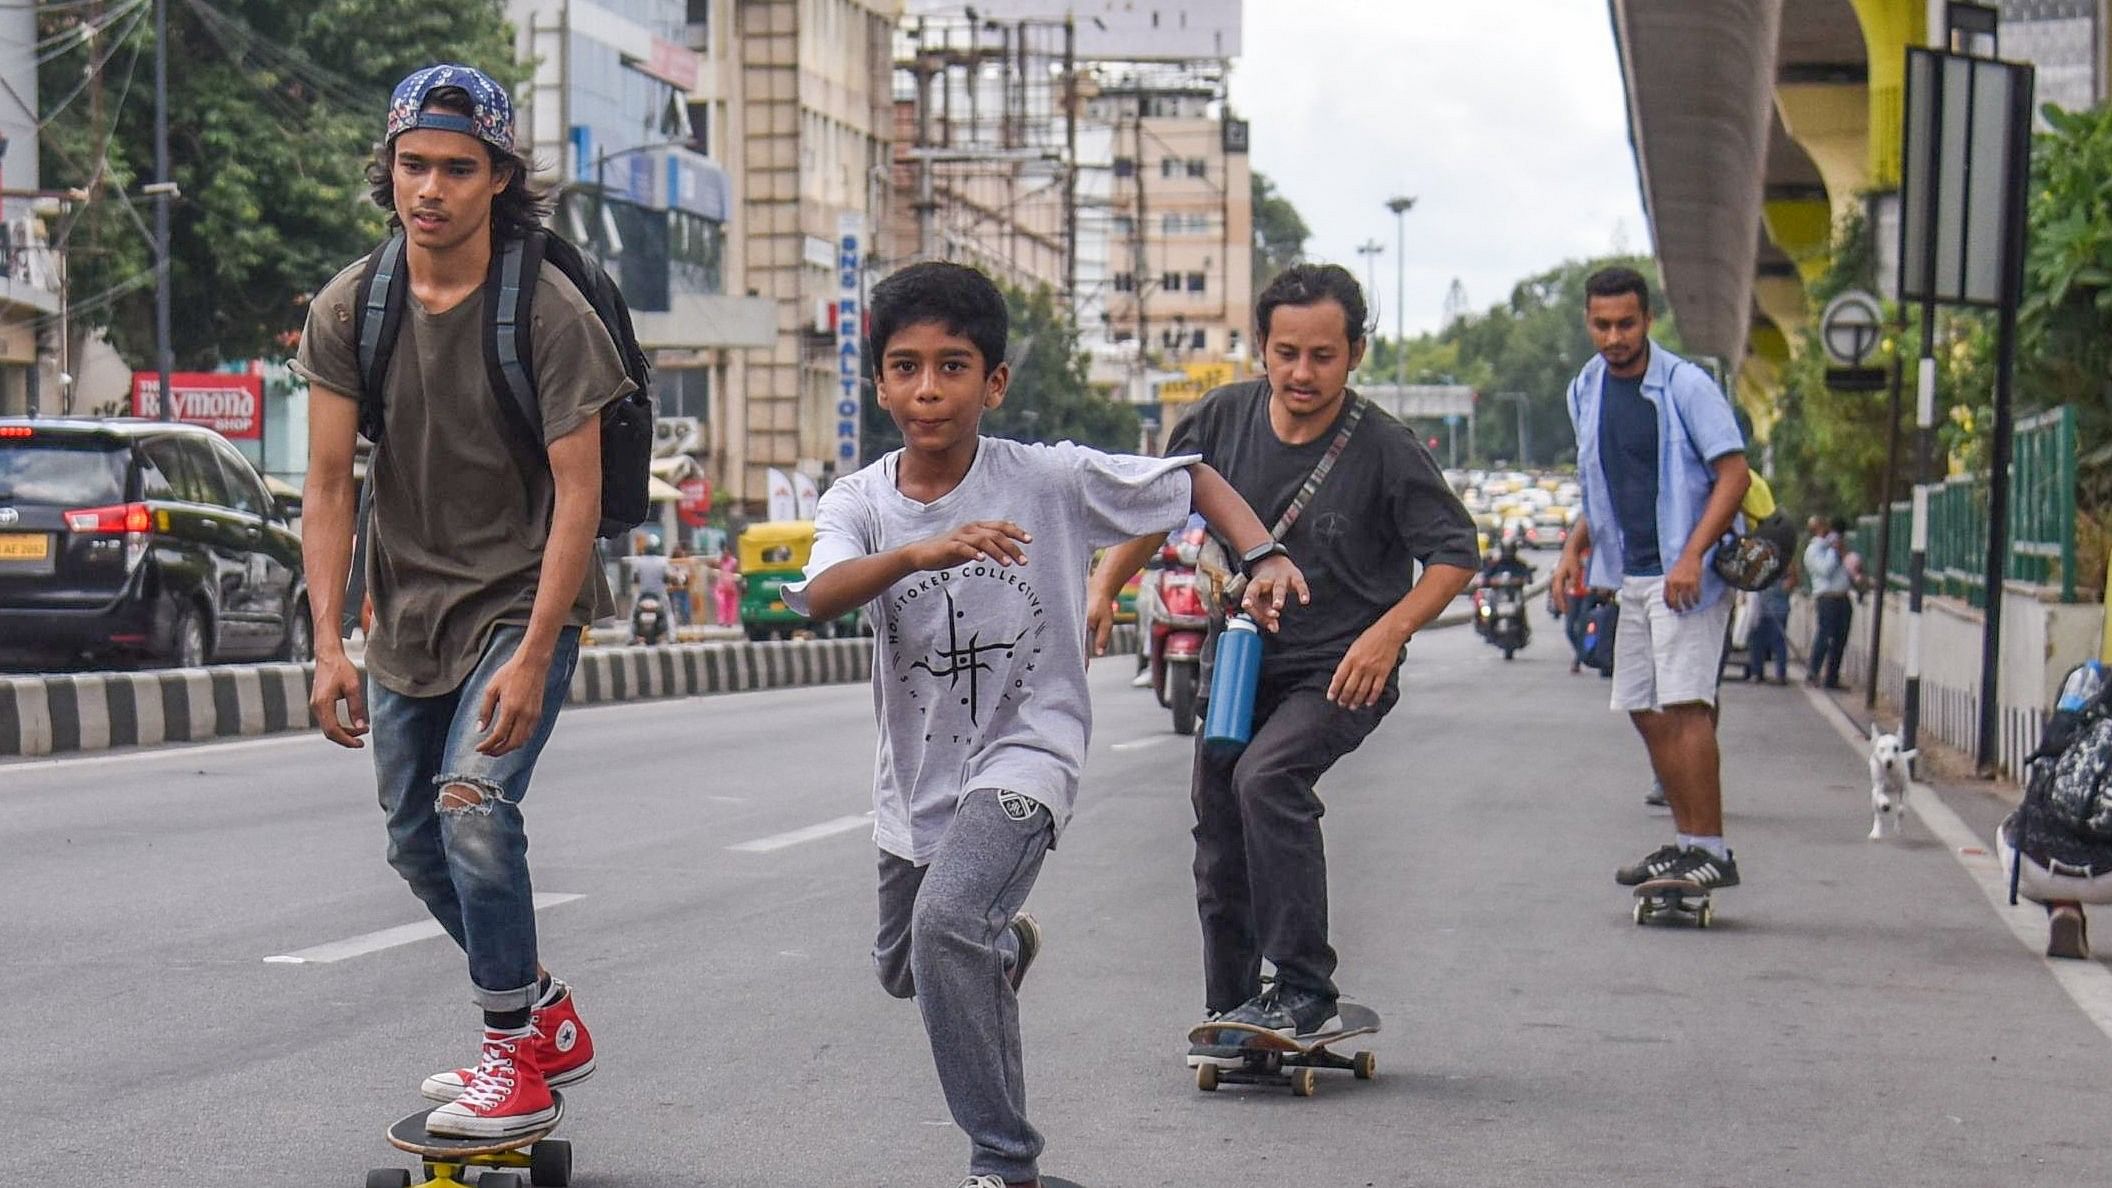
[366,1093,568,1188]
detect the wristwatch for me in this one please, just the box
[1240,540,1290,576]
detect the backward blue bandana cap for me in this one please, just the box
[387,64,514,154]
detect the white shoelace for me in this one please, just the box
[454,1032,528,1111]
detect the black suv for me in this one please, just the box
[0,418,310,669]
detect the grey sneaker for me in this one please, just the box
[1004,912,1041,992]
[1664,846,1741,890]
[1615,843,1685,886]
[1644,779,1668,807]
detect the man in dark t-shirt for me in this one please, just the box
[1089,264,1479,1052]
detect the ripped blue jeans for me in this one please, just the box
[368,625,580,1011]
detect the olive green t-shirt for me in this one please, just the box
[292,252,630,697]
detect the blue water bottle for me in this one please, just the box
[1203,615,1262,760]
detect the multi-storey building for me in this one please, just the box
[0,4,65,417]
[509,0,775,510]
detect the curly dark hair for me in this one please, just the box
[869,261,1009,373]
[364,86,551,242]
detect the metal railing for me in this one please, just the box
[1851,404,2077,604]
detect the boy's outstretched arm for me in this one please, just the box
[796,521,1031,623]
[1187,463,1308,628]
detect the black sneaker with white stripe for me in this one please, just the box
[1664,846,1740,889]
[1615,843,1685,887]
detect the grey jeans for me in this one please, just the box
[875,789,1052,1183]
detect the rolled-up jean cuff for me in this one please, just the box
[472,978,542,1013]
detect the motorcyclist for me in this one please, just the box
[1479,536,1535,589]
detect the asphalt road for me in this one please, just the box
[6,610,2106,1187]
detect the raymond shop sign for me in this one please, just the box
[131,372,264,440]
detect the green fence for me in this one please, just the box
[1850,405,2077,605]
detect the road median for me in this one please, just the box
[1,627,1142,759]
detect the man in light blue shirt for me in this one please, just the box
[1803,516,1853,688]
[1553,267,1752,894]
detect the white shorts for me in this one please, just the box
[1611,575,1732,712]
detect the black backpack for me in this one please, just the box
[352,229,654,538]
[339,231,655,637]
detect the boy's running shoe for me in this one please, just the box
[1664,846,1741,890]
[1615,843,1685,886]
[1004,912,1042,992]
[1186,1010,1245,1069]
[424,1028,557,1139]
[423,980,595,1102]
[1643,779,1668,807]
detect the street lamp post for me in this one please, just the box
[1495,392,1530,466]
[1384,196,1415,388]
[152,0,171,421]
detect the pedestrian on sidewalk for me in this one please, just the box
[1804,515,1853,689]
[1552,266,1752,895]
[714,545,742,626]
[1087,263,1480,1059]
[1743,571,1792,684]
[783,261,1305,1188]
[667,544,694,626]
[296,65,616,1139]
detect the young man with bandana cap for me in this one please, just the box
[295,65,631,1138]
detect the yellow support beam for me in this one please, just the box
[1775,83,1872,225]
[1848,0,1927,190]
[1737,323,1792,441]
[1751,274,1810,354]
[1762,198,1835,285]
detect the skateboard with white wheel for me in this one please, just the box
[1632,876,1713,928]
[366,1093,569,1188]
[1185,1003,1381,1097]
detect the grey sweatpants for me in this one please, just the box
[875,788,1052,1183]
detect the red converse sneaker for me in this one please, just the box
[423,981,596,1102]
[424,1028,557,1139]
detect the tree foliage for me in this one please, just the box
[38,0,522,372]
[1356,255,1681,466]
[859,282,1139,460]
[1251,171,1310,295]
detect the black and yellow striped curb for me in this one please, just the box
[0,628,1142,759]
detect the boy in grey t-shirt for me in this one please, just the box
[784,262,1303,1188]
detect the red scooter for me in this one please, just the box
[1146,530,1211,735]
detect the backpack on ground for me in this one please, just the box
[351,229,654,538]
[2022,662,2112,842]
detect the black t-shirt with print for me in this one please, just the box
[1168,379,1482,679]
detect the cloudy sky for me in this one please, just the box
[1225,0,1648,338]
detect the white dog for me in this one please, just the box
[1868,724,1919,840]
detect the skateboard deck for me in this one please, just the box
[371,1092,568,1188]
[1632,877,1713,928]
[1186,1002,1381,1097]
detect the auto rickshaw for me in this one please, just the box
[736,520,862,641]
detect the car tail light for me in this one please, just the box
[65,502,151,570]
[0,425,32,438]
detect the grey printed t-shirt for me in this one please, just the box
[784,438,1196,863]
[292,253,631,697]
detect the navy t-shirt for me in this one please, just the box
[1598,372,1661,576]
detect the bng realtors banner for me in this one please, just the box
[130,372,264,440]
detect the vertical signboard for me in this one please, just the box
[835,213,864,473]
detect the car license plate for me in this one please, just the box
[0,532,49,561]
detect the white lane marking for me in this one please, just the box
[4,730,316,773]
[1110,735,1177,752]
[264,893,584,965]
[1802,685,2112,1043]
[727,813,873,853]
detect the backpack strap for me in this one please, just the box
[352,234,407,443]
[1271,393,1364,540]
[483,232,547,460]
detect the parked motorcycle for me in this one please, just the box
[1474,576,1531,661]
[631,592,671,646]
[1147,531,1211,735]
